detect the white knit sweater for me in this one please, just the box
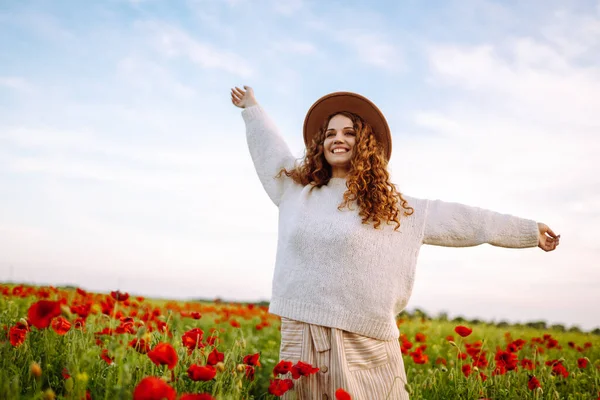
[242,104,539,340]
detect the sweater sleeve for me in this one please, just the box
[242,104,297,207]
[422,199,539,248]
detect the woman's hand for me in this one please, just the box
[537,222,560,252]
[231,85,258,109]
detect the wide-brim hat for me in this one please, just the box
[303,91,392,161]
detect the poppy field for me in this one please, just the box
[2,283,599,400]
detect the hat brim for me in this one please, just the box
[303,92,391,161]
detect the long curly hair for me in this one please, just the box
[276,111,414,231]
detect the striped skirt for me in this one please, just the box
[279,317,410,400]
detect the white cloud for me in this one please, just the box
[541,8,600,59]
[303,12,404,71]
[117,56,196,98]
[426,41,600,127]
[137,21,254,77]
[351,32,404,71]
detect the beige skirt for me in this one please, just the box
[279,317,410,400]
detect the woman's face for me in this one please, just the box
[323,114,356,177]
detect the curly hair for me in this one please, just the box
[276,111,414,231]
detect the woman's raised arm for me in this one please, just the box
[231,86,297,207]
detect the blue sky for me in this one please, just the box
[1,0,599,330]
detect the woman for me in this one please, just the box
[230,86,560,400]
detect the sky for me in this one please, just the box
[1,0,599,331]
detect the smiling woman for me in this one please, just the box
[230,85,560,400]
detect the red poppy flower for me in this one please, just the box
[110,291,129,302]
[9,322,28,347]
[290,361,319,379]
[520,358,534,370]
[461,364,471,377]
[206,335,218,346]
[133,377,175,400]
[551,362,569,378]
[479,372,487,381]
[412,352,429,364]
[187,364,216,381]
[243,353,261,367]
[190,312,202,320]
[27,300,62,329]
[129,338,151,354]
[578,358,588,368]
[101,349,113,365]
[494,350,518,372]
[182,328,204,351]
[528,375,541,390]
[148,343,178,370]
[268,378,294,396]
[51,317,71,335]
[74,317,86,330]
[273,360,293,376]
[179,395,215,400]
[245,365,255,381]
[62,368,71,380]
[400,338,413,355]
[415,332,426,342]
[207,348,224,366]
[454,326,472,338]
[335,388,352,400]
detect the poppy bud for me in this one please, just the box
[60,304,72,318]
[216,362,226,372]
[42,388,55,400]
[64,377,74,392]
[30,362,42,378]
[91,304,102,314]
[19,318,28,327]
[236,364,245,373]
[76,372,89,383]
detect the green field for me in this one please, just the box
[1,283,599,399]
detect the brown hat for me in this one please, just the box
[303,91,392,161]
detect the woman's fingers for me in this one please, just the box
[231,88,243,103]
[234,87,245,97]
[545,226,558,238]
[230,85,255,108]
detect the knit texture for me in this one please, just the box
[242,104,539,340]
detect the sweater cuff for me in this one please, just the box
[241,104,263,122]
[519,219,540,248]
